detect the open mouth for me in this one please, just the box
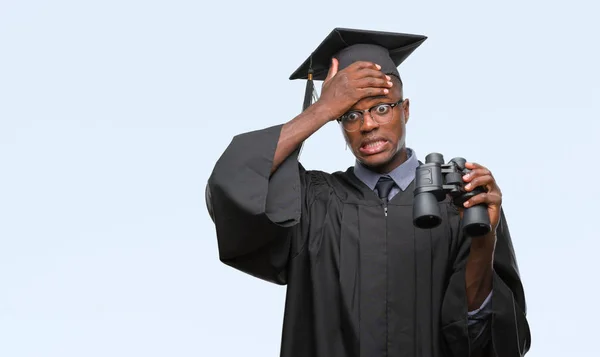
[359,139,388,155]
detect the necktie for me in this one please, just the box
[375,175,396,206]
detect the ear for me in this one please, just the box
[338,121,351,147]
[338,120,348,139]
[402,98,410,124]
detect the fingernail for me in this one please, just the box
[386,75,391,80]
[465,184,471,190]
[383,89,389,94]
[464,201,470,207]
[387,81,393,86]
[376,64,381,70]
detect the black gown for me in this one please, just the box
[206,124,531,357]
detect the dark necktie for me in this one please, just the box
[375,175,396,206]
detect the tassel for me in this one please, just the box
[298,67,317,159]
[302,68,314,112]
[298,62,320,158]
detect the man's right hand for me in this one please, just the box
[317,58,394,120]
[271,59,392,174]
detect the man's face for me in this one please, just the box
[341,81,410,173]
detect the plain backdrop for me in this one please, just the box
[1,0,599,356]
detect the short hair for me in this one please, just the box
[390,74,403,97]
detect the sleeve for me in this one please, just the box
[440,208,531,357]
[468,291,492,317]
[206,124,312,285]
[467,292,493,355]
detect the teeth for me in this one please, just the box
[365,140,385,148]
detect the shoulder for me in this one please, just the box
[301,166,348,191]
[300,166,359,202]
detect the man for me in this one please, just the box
[205,28,530,357]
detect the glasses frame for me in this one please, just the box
[337,99,404,132]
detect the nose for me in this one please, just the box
[360,111,379,132]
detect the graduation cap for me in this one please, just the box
[290,28,428,111]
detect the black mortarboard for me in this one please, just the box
[290,28,427,111]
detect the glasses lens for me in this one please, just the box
[370,104,394,125]
[340,102,399,132]
[341,112,362,132]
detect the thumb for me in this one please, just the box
[324,57,338,83]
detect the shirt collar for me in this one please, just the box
[353,148,420,192]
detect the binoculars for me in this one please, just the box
[413,153,491,237]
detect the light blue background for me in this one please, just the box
[1,0,598,356]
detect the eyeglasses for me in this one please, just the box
[337,100,404,132]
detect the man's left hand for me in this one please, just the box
[461,162,503,235]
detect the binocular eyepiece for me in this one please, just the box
[413,153,491,237]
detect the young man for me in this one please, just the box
[206,28,530,357]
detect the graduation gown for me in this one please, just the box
[206,124,531,357]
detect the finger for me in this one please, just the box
[463,168,491,182]
[353,76,393,89]
[352,68,390,81]
[464,175,495,191]
[463,192,502,208]
[465,162,488,171]
[348,61,381,71]
[324,57,339,83]
[356,87,390,98]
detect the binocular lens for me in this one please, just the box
[462,205,492,236]
[413,193,442,228]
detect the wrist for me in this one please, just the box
[470,230,496,251]
[312,100,341,122]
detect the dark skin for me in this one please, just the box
[462,162,502,309]
[341,75,410,174]
[272,58,501,310]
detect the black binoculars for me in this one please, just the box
[413,153,491,237]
